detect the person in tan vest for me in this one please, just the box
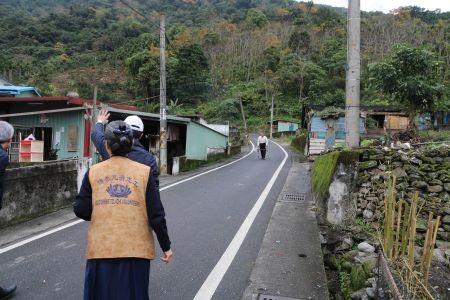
[74,120,172,300]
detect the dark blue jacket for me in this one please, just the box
[91,123,159,187]
[0,145,9,210]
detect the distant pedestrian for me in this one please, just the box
[75,120,173,300]
[0,121,17,299]
[91,109,160,188]
[257,131,268,160]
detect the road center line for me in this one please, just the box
[0,143,256,255]
[193,140,288,300]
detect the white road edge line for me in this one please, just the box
[193,139,288,300]
[0,142,257,255]
[160,142,255,191]
[0,219,84,255]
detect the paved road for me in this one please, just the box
[0,138,292,299]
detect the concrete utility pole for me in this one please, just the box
[270,94,274,139]
[159,15,167,175]
[345,0,361,148]
[239,94,249,144]
[91,86,98,161]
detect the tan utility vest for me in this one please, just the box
[86,156,155,259]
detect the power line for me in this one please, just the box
[118,0,174,50]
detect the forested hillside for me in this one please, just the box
[1,0,449,126]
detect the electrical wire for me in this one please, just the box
[118,0,174,50]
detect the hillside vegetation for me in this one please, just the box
[1,0,449,126]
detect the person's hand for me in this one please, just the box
[97,109,110,124]
[161,249,173,264]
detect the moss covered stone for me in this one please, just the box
[359,160,377,170]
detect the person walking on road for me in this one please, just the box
[74,120,173,300]
[0,121,17,299]
[257,131,268,160]
[91,110,160,188]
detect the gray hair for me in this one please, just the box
[0,121,14,142]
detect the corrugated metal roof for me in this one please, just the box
[0,96,137,111]
[0,85,41,96]
[107,107,190,124]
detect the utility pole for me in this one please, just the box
[91,86,98,162]
[270,94,274,139]
[345,0,360,148]
[239,94,248,144]
[159,14,167,175]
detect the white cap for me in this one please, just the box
[124,115,144,132]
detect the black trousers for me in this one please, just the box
[259,143,266,159]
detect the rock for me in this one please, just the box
[370,174,381,182]
[437,232,450,242]
[429,179,443,186]
[369,154,384,160]
[435,157,444,163]
[409,173,423,180]
[320,234,327,245]
[360,160,378,170]
[366,287,376,299]
[433,249,448,264]
[439,173,450,182]
[436,240,450,249]
[358,242,375,253]
[439,192,449,202]
[410,157,423,165]
[427,185,443,193]
[442,215,450,225]
[365,277,377,288]
[336,237,354,252]
[412,181,427,189]
[356,253,378,270]
[416,219,428,233]
[392,167,407,178]
[363,210,374,220]
[420,164,434,172]
[392,161,403,168]
[351,288,368,300]
[445,183,450,192]
[378,164,387,171]
[360,199,368,209]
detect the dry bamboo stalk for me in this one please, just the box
[424,216,441,288]
[383,193,389,252]
[401,203,411,257]
[408,193,418,268]
[421,213,434,273]
[387,176,396,258]
[394,200,403,258]
[403,258,435,300]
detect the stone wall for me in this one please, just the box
[0,160,77,227]
[355,144,450,248]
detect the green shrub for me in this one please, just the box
[291,133,307,153]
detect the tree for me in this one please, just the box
[369,45,445,126]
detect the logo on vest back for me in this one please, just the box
[106,184,132,198]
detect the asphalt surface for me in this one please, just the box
[0,138,292,300]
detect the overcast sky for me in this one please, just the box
[309,0,450,13]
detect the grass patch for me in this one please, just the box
[312,151,340,201]
[418,129,450,142]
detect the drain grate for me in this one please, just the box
[258,294,302,300]
[281,193,305,201]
